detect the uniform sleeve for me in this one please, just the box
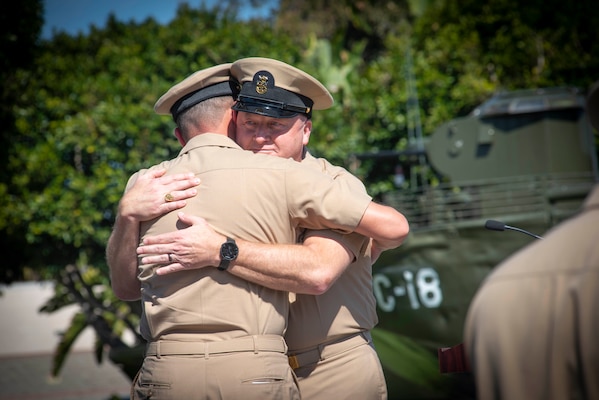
[302,229,369,261]
[305,152,368,195]
[285,164,372,233]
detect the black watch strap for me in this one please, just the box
[217,237,238,271]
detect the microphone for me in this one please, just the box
[485,220,543,240]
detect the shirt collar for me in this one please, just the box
[178,133,242,156]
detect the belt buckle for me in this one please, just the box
[288,354,300,370]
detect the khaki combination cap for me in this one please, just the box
[231,57,333,119]
[154,63,240,120]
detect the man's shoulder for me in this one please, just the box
[303,152,366,192]
[303,151,352,175]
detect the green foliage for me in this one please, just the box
[2,0,597,392]
[50,312,88,377]
[413,0,599,90]
[0,0,45,282]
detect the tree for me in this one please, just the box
[412,0,599,97]
[0,0,44,282]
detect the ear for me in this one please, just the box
[174,127,186,146]
[302,119,312,146]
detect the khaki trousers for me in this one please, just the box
[132,336,299,400]
[291,332,387,400]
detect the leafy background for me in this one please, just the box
[1,0,597,398]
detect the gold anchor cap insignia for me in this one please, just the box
[255,74,269,94]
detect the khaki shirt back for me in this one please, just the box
[135,134,372,342]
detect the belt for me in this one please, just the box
[288,331,371,370]
[146,335,287,358]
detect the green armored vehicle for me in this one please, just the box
[366,86,598,398]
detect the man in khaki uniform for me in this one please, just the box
[463,82,599,400]
[233,57,390,400]
[137,58,405,399]
[107,63,407,399]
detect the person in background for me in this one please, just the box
[463,80,599,400]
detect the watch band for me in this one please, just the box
[217,258,232,271]
[217,237,238,271]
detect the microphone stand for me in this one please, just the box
[484,219,543,240]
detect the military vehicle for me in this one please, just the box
[360,86,598,399]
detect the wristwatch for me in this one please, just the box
[217,237,238,271]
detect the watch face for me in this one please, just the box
[221,242,239,261]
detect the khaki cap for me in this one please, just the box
[231,57,333,118]
[154,63,240,120]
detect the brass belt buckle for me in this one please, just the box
[288,355,299,370]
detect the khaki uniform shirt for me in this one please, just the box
[134,134,372,342]
[285,152,379,352]
[464,184,599,400]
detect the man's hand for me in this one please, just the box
[137,212,225,275]
[106,169,200,301]
[119,169,200,222]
